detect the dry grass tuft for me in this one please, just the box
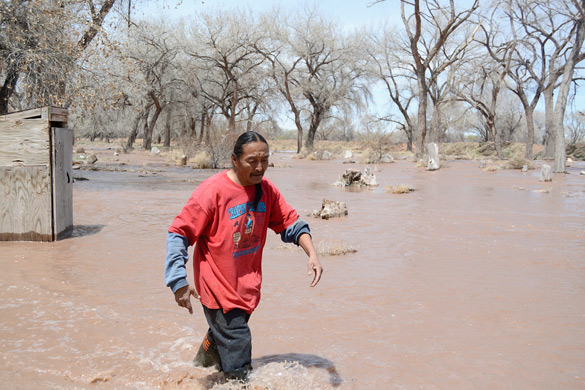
[483,164,502,172]
[190,151,212,169]
[386,184,416,194]
[415,159,427,169]
[295,147,334,160]
[504,157,534,170]
[317,240,358,256]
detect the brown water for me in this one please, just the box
[1,154,585,389]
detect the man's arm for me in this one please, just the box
[164,232,199,314]
[298,233,323,287]
[279,219,323,287]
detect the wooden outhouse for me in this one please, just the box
[0,107,73,241]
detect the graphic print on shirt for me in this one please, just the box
[229,201,266,258]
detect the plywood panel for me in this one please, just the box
[41,107,68,121]
[0,107,68,122]
[52,127,73,239]
[0,108,43,121]
[0,119,50,165]
[0,165,52,241]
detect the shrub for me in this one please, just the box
[359,131,396,163]
[567,144,585,160]
[504,157,534,170]
[483,164,501,172]
[190,151,212,169]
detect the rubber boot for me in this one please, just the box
[193,330,222,370]
[224,364,252,382]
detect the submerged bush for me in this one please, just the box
[505,157,534,170]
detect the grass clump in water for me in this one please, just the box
[277,240,358,256]
[504,157,534,170]
[386,184,416,194]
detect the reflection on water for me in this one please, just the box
[1,156,584,389]
[70,224,105,238]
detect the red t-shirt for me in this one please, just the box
[169,170,298,314]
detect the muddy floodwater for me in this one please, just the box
[1,152,585,389]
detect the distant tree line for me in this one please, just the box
[1,0,584,171]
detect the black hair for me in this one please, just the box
[232,131,268,159]
[232,131,269,210]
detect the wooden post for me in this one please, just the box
[0,107,72,241]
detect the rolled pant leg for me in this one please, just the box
[203,306,252,375]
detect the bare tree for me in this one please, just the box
[0,0,116,114]
[508,0,585,170]
[498,93,524,142]
[552,0,585,171]
[122,22,180,150]
[262,8,368,151]
[566,111,585,144]
[398,0,479,158]
[363,23,417,151]
[454,55,505,156]
[453,5,516,159]
[186,10,267,134]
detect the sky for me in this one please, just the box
[137,0,402,31]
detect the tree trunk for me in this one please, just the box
[189,116,196,138]
[543,85,555,158]
[227,82,238,134]
[553,12,585,173]
[414,75,428,159]
[77,0,117,50]
[524,106,535,160]
[0,64,19,115]
[406,129,413,152]
[144,106,163,151]
[205,112,212,144]
[164,105,172,148]
[198,111,206,145]
[488,117,504,159]
[429,105,441,144]
[295,115,303,153]
[126,111,144,150]
[245,104,258,133]
[290,103,303,153]
[305,104,324,149]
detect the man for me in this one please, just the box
[164,131,323,381]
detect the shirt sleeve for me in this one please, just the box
[280,218,311,245]
[164,232,190,293]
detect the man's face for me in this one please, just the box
[232,141,269,186]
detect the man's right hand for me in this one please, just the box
[174,285,199,314]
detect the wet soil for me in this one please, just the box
[1,150,584,389]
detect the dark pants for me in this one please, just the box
[202,305,252,376]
